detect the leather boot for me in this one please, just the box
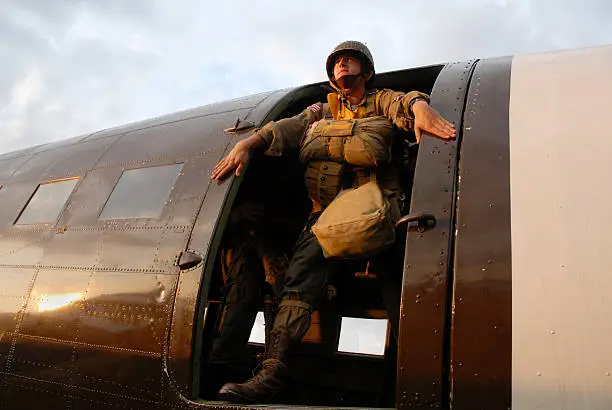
[218,300,312,404]
[218,330,290,403]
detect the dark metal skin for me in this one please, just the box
[451,57,513,410]
[397,60,478,409]
[0,59,502,409]
[0,89,293,409]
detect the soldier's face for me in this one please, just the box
[333,54,363,81]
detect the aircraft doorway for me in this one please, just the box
[188,63,446,408]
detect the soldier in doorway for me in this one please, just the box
[203,156,310,397]
[211,41,455,404]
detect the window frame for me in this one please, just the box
[13,177,80,226]
[97,163,184,221]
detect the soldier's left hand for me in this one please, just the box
[412,101,456,143]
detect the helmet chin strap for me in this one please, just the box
[333,73,367,99]
[336,74,359,90]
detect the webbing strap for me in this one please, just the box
[327,93,340,120]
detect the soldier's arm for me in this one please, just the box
[377,89,430,131]
[257,103,327,156]
[255,103,324,156]
[211,103,326,182]
[378,89,456,143]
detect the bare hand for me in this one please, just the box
[412,101,456,143]
[211,140,251,184]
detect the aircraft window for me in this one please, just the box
[99,164,183,220]
[16,178,79,225]
[248,311,266,344]
[338,317,388,356]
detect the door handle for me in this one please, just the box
[177,250,203,270]
[395,212,436,233]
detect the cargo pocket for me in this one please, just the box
[304,161,345,208]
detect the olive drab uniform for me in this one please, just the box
[218,41,429,404]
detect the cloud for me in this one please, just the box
[1,0,612,154]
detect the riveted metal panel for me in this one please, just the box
[79,271,177,353]
[41,138,119,181]
[0,230,52,267]
[397,60,477,409]
[0,267,39,405]
[72,346,163,404]
[10,335,74,385]
[8,137,118,185]
[0,146,41,161]
[94,229,179,273]
[0,268,35,384]
[52,166,123,228]
[33,133,92,153]
[71,392,166,410]
[2,374,69,410]
[451,57,512,410]
[12,269,89,385]
[82,91,278,143]
[60,157,212,228]
[0,156,33,185]
[19,269,89,341]
[46,157,221,273]
[70,270,177,404]
[95,109,251,169]
[0,268,37,301]
[243,89,293,125]
[166,144,240,399]
[158,157,221,228]
[37,230,100,269]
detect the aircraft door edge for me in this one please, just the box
[397,59,478,409]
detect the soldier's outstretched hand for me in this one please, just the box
[211,140,252,184]
[412,100,456,143]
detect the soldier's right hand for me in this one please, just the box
[212,132,268,184]
[211,140,252,184]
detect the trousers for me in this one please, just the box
[209,230,287,369]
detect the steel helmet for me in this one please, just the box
[326,41,375,87]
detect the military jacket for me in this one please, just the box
[254,88,429,212]
[255,89,429,157]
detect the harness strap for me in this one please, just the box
[327,93,340,120]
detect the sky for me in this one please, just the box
[2,0,612,154]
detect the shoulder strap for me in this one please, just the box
[327,93,340,120]
[374,89,383,115]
